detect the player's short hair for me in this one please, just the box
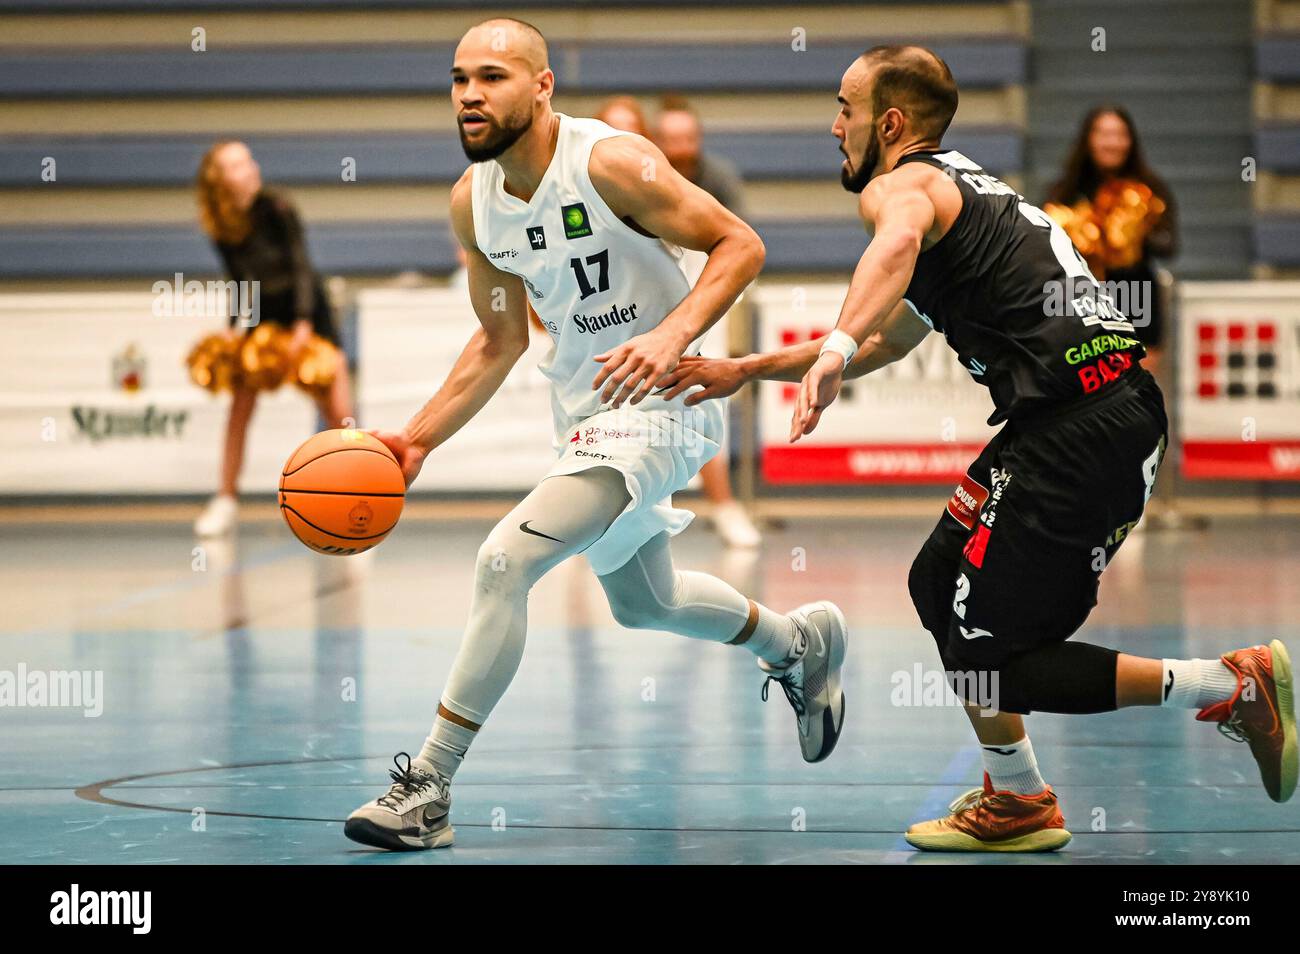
[860,45,959,140]
[468,17,549,72]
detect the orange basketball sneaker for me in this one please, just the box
[904,773,1072,852]
[1195,639,1297,803]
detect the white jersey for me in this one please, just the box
[471,114,711,443]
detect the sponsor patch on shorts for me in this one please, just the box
[945,474,990,530]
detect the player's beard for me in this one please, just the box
[458,107,534,162]
[840,122,881,194]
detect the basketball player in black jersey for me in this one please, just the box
[661,45,1295,850]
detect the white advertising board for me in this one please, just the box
[0,292,317,495]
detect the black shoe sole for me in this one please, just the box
[343,817,431,852]
[808,692,846,763]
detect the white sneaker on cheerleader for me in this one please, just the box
[713,500,762,549]
[759,601,849,762]
[194,494,238,537]
[345,753,454,851]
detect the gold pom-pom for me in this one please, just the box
[1045,199,1106,278]
[238,323,293,392]
[1094,179,1166,270]
[186,332,242,393]
[292,335,341,400]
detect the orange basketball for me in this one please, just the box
[279,429,405,555]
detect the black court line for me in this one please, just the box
[70,756,1300,835]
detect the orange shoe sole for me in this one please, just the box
[1269,639,1297,803]
[904,827,1072,853]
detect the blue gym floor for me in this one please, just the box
[3,508,1298,864]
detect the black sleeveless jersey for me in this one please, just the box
[895,150,1145,424]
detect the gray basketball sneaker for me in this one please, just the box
[344,753,454,851]
[759,601,848,762]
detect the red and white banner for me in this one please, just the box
[1178,282,1300,480]
[753,284,998,484]
[1181,442,1300,479]
[763,443,988,484]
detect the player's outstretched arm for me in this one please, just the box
[587,134,765,407]
[789,175,936,441]
[657,300,930,405]
[368,173,531,488]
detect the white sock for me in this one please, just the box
[415,711,477,781]
[1160,658,1239,709]
[740,602,803,666]
[981,736,1047,796]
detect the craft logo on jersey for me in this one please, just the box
[561,202,592,239]
[526,226,546,250]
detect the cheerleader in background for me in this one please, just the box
[190,140,355,536]
[1045,106,1179,371]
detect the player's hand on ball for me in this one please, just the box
[790,352,844,443]
[592,329,683,408]
[657,356,748,405]
[364,428,427,489]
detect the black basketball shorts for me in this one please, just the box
[908,369,1169,673]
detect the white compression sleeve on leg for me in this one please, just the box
[419,468,631,779]
[598,532,749,641]
[597,532,799,663]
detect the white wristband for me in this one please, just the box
[819,329,858,368]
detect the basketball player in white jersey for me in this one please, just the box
[343,18,848,851]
